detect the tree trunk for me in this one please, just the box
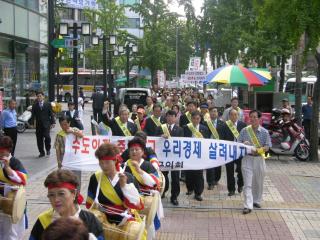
[278,55,286,92]
[310,52,320,162]
[294,33,305,125]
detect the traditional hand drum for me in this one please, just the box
[90,208,146,240]
[159,171,166,196]
[140,191,159,229]
[0,186,26,223]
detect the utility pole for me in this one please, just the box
[176,26,179,78]
[48,0,55,101]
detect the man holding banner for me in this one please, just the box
[183,111,210,201]
[156,110,184,205]
[179,101,197,127]
[203,107,225,190]
[221,109,246,196]
[144,104,165,136]
[107,106,137,136]
[238,110,271,214]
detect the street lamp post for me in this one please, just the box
[59,22,91,110]
[124,43,138,87]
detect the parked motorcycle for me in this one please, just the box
[268,109,310,161]
[17,106,34,133]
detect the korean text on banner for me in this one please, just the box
[62,135,254,171]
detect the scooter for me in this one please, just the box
[269,116,310,161]
[17,106,34,133]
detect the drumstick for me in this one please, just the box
[120,162,127,174]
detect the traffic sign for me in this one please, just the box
[51,38,75,48]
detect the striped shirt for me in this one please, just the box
[238,125,272,148]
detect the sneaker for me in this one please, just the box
[242,208,252,214]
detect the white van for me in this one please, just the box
[115,88,151,114]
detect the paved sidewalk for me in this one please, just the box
[22,157,320,240]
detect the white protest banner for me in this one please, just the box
[59,0,98,9]
[62,135,253,171]
[184,70,206,83]
[188,57,201,71]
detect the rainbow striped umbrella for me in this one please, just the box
[204,65,270,86]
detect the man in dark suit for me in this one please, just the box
[107,106,137,136]
[203,107,225,190]
[65,101,84,130]
[156,110,184,205]
[91,89,105,123]
[183,110,210,201]
[179,100,197,127]
[32,92,56,157]
[144,104,165,136]
[221,108,247,196]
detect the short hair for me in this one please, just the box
[59,115,71,123]
[128,137,146,151]
[137,104,145,110]
[166,110,177,117]
[95,143,120,160]
[249,109,262,118]
[208,106,218,112]
[41,217,89,240]
[153,104,162,111]
[231,97,238,102]
[191,110,201,118]
[229,108,239,116]
[134,131,147,142]
[172,104,180,112]
[8,99,16,104]
[307,96,313,100]
[0,136,13,152]
[118,106,130,114]
[37,91,44,96]
[186,100,197,107]
[68,101,75,106]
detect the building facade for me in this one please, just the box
[0,0,48,110]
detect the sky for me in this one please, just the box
[168,0,204,17]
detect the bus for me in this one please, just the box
[283,76,316,104]
[55,69,114,102]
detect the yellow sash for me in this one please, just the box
[57,130,67,137]
[246,126,270,159]
[187,123,203,138]
[127,160,145,186]
[95,171,123,205]
[185,111,192,123]
[204,112,210,121]
[161,124,171,137]
[39,209,54,230]
[150,115,161,127]
[115,117,132,136]
[134,118,141,131]
[0,168,14,185]
[205,120,219,139]
[146,105,153,116]
[226,120,239,139]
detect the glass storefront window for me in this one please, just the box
[28,0,39,12]
[39,0,47,15]
[15,0,27,8]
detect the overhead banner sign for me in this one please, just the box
[188,57,201,71]
[59,0,98,9]
[183,70,206,83]
[62,135,253,171]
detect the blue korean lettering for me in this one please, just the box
[239,146,247,157]
[193,141,201,158]
[219,143,227,161]
[183,141,191,159]
[209,143,217,160]
[229,144,238,161]
[162,140,171,157]
[173,140,182,157]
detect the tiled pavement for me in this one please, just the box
[21,156,320,240]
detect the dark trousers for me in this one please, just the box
[3,127,17,156]
[206,166,221,185]
[186,170,204,196]
[226,158,243,192]
[36,126,51,154]
[163,170,180,200]
[302,119,311,141]
[93,108,103,123]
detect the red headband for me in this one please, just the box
[0,147,9,152]
[47,182,84,205]
[100,154,122,172]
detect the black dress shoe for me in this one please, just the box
[161,193,166,199]
[186,190,193,195]
[238,187,243,193]
[194,195,203,201]
[207,184,214,190]
[38,153,45,158]
[253,203,262,208]
[170,199,179,206]
[46,150,51,156]
[243,208,252,214]
[228,191,235,196]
